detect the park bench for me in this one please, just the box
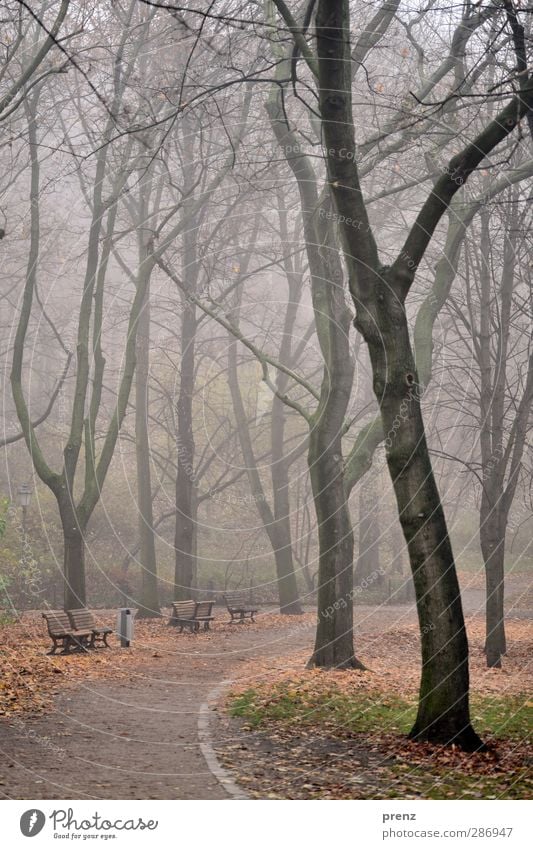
[194,600,215,631]
[223,592,258,623]
[169,600,215,632]
[67,608,113,648]
[42,611,92,655]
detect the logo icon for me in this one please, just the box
[20,810,46,837]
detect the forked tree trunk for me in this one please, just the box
[361,287,481,748]
[315,0,483,748]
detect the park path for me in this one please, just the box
[0,609,325,799]
[0,591,515,800]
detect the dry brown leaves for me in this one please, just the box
[215,614,532,799]
[0,610,243,717]
[225,615,532,701]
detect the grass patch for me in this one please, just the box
[226,681,532,799]
[230,684,415,735]
[230,684,532,740]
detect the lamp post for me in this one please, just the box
[17,483,32,537]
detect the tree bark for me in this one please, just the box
[355,477,381,583]
[227,332,303,614]
[314,0,483,748]
[480,517,507,668]
[174,297,197,601]
[270,361,304,613]
[58,496,86,610]
[135,268,160,618]
[361,283,481,747]
[308,261,364,669]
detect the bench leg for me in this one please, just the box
[70,636,90,653]
[60,636,73,655]
[47,637,60,656]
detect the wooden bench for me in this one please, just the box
[42,611,92,655]
[169,600,198,632]
[67,608,113,648]
[169,600,215,632]
[194,600,215,631]
[223,592,258,623]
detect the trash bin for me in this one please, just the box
[117,608,134,647]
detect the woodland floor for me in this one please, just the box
[0,584,531,800]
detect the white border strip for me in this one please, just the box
[198,679,249,800]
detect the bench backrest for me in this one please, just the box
[195,601,214,618]
[43,611,72,636]
[172,600,196,620]
[223,592,248,608]
[67,608,96,631]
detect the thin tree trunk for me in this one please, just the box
[271,394,304,614]
[227,333,303,614]
[135,271,160,618]
[355,477,380,583]
[480,504,507,667]
[174,298,197,601]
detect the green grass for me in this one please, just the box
[470,694,532,739]
[228,684,532,799]
[230,685,415,734]
[230,685,532,739]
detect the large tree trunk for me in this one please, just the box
[308,417,363,669]
[308,265,364,669]
[135,272,160,618]
[59,499,86,610]
[480,501,507,667]
[314,0,482,748]
[361,288,481,748]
